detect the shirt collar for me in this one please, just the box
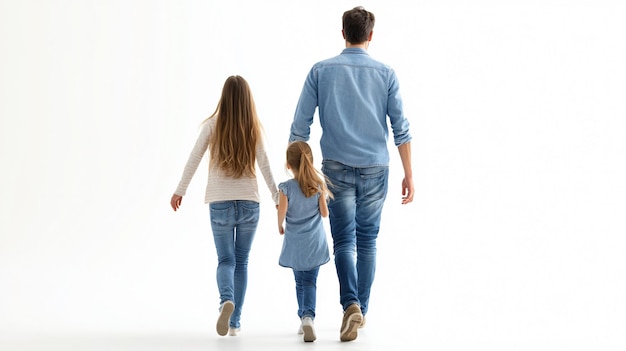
[341,47,369,55]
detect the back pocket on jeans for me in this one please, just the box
[210,207,232,226]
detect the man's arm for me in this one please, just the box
[289,68,318,142]
[398,142,414,204]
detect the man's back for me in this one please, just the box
[290,48,411,167]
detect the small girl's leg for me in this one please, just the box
[293,270,304,320]
[300,266,320,319]
[299,267,320,342]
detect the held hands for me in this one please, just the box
[401,177,414,205]
[170,194,183,211]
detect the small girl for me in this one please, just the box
[277,141,332,342]
[170,76,279,337]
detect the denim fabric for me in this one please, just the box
[209,200,260,329]
[278,179,330,271]
[322,160,389,314]
[293,267,320,319]
[289,47,411,167]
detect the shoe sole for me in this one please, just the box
[302,324,316,342]
[216,302,234,336]
[340,312,363,342]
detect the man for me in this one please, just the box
[289,6,414,342]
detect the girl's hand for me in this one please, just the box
[171,194,183,211]
[318,192,329,218]
[278,225,285,235]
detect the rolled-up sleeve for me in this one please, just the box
[387,70,412,146]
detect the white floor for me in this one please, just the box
[1,329,388,351]
[0,330,620,351]
[1,304,624,351]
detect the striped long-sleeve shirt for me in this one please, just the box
[174,116,279,205]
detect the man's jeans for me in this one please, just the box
[293,267,320,319]
[322,160,389,315]
[209,200,260,329]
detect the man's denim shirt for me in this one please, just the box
[289,48,411,168]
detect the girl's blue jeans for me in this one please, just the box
[293,267,320,319]
[209,200,260,329]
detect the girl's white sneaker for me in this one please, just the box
[216,301,234,336]
[301,317,316,342]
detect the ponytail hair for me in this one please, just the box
[286,141,333,199]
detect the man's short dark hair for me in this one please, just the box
[342,6,375,44]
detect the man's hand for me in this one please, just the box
[401,177,414,204]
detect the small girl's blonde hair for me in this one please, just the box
[286,141,333,199]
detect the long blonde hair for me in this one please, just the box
[286,141,333,199]
[204,76,262,178]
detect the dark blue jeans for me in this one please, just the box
[322,160,389,315]
[293,267,320,319]
[209,200,260,329]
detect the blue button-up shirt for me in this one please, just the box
[289,48,412,167]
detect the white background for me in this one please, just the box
[1,0,625,350]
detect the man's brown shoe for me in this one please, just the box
[340,303,363,342]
